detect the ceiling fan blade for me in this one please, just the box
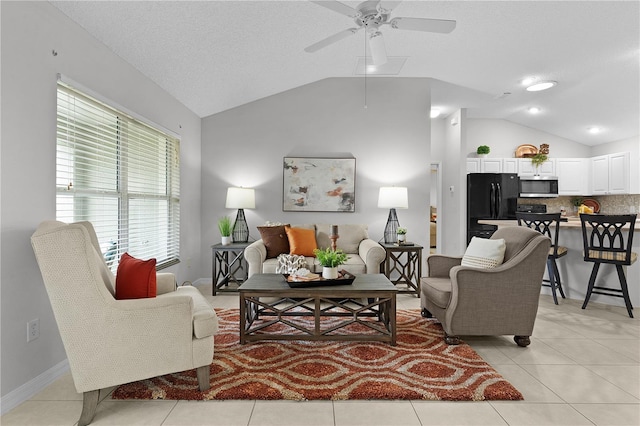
[310,1,360,18]
[305,28,361,53]
[390,17,457,33]
[368,32,388,66]
[377,1,403,14]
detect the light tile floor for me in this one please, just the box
[2,284,639,426]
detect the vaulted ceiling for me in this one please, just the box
[50,1,640,146]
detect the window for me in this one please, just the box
[56,82,180,271]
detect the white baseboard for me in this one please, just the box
[191,278,211,286]
[0,359,69,415]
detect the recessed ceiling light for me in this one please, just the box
[526,81,557,92]
[528,107,541,114]
[430,108,441,118]
[588,126,602,134]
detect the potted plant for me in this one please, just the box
[396,227,407,244]
[570,196,584,214]
[530,153,548,175]
[218,216,233,245]
[476,145,490,158]
[313,247,348,279]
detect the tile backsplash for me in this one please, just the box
[519,194,640,215]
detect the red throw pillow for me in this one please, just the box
[115,252,157,300]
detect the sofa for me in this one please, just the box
[244,223,386,277]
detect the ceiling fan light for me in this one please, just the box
[368,31,388,66]
[521,77,536,86]
[526,81,557,92]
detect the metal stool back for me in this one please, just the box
[516,212,567,304]
[580,213,637,318]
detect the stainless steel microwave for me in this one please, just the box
[518,176,559,198]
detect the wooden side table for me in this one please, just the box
[211,242,250,295]
[380,243,423,296]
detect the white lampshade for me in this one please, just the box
[225,187,255,209]
[377,187,408,209]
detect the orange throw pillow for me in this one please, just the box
[115,252,157,300]
[285,226,318,257]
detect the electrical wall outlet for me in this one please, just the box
[27,318,40,342]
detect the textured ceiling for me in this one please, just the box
[50,0,640,146]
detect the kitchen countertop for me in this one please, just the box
[479,216,640,230]
[479,215,640,311]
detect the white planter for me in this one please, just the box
[322,266,339,280]
[397,234,406,243]
[477,153,488,159]
[221,236,232,246]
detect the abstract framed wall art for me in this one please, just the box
[283,157,356,212]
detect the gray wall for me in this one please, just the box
[465,118,592,158]
[201,77,432,273]
[1,1,202,400]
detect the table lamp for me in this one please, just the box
[225,187,255,243]
[378,186,408,244]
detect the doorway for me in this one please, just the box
[430,163,442,254]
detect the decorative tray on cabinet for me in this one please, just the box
[515,144,538,158]
[284,270,355,288]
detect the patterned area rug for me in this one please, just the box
[112,308,522,401]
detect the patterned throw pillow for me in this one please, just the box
[275,254,308,274]
[461,237,506,269]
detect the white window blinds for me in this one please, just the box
[56,82,180,271]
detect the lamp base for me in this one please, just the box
[232,209,249,243]
[383,208,400,244]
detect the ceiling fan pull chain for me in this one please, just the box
[364,29,367,109]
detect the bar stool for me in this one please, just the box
[516,212,567,304]
[580,214,637,318]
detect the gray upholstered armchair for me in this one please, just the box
[420,226,550,347]
[31,221,218,426]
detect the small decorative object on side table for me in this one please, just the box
[396,227,407,244]
[211,241,251,295]
[218,216,233,246]
[380,242,423,296]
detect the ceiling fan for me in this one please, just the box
[305,0,456,66]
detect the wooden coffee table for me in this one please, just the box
[239,274,397,345]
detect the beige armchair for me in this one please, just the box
[420,226,550,347]
[31,221,218,426]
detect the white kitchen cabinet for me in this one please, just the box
[466,158,519,174]
[556,158,590,195]
[591,155,609,194]
[502,158,519,173]
[518,158,556,176]
[466,159,480,173]
[592,152,630,195]
[481,158,502,173]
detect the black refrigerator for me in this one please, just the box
[467,173,519,244]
